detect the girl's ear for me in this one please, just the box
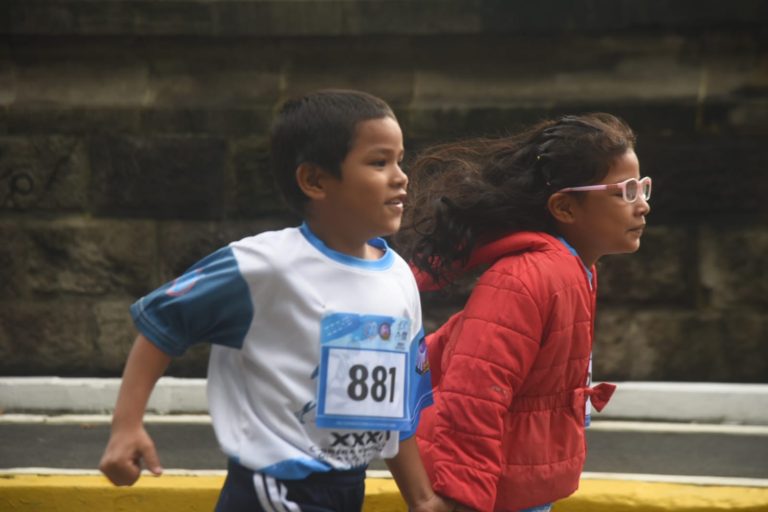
[547,192,577,224]
[295,163,329,200]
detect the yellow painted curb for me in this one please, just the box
[0,475,222,512]
[556,479,768,511]
[1,475,767,511]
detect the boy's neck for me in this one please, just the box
[304,220,384,260]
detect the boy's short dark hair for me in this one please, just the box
[270,89,396,214]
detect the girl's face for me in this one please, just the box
[563,149,650,266]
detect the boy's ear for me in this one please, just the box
[547,192,577,224]
[295,163,330,200]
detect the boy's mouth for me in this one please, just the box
[385,194,407,207]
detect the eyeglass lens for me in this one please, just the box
[625,179,651,202]
[625,180,638,201]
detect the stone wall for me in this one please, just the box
[1,1,766,381]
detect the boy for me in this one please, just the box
[99,90,449,512]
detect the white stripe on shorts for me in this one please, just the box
[253,474,301,512]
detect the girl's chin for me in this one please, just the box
[622,239,642,253]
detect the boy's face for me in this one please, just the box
[318,116,407,247]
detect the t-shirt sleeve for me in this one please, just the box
[130,246,254,356]
[399,268,433,439]
[400,326,434,439]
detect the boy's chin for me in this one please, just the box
[380,221,402,237]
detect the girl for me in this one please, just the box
[396,113,651,512]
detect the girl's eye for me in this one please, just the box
[372,160,387,167]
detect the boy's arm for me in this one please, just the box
[99,334,172,486]
[384,436,455,512]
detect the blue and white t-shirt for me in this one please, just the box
[131,224,433,479]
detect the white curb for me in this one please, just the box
[592,381,768,425]
[0,377,207,415]
[1,378,767,425]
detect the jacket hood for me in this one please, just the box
[413,231,564,291]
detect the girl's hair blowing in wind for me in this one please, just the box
[396,113,636,286]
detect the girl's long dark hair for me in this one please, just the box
[396,113,636,285]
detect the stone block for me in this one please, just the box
[0,136,88,212]
[0,300,95,375]
[5,1,214,37]
[482,1,767,32]
[403,102,703,142]
[92,298,210,377]
[0,55,15,107]
[595,308,768,382]
[89,134,228,219]
[0,218,156,298]
[637,135,767,221]
[93,297,211,377]
[598,226,695,305]
[145,41,281,108]
[215,2,344,36]
[13,44,149,107]
[92,300,136,375]
[156,217,295,281]
[595,308,668,381]
[701,53,768,103]
[140,107,274,136]
[3,107,141,135]
[410,35,704,107]
[129,2,214,36]
[346,1,481,35]
[700,226,768,308]
[726,99,768,134]
[6,1,766,37]
[228,137,288,218]
[281,39,415,106]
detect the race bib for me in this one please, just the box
[316,313,412,430]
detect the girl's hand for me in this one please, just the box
[411,494,467,512]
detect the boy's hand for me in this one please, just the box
[99,426,163,486]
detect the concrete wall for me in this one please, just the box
[1,0,766,381]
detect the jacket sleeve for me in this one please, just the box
[429,270,543,511]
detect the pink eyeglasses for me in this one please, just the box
[557,176,652,204]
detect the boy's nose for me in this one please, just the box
[393,164,408,188]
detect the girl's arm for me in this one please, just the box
[99,334,172,486]
[428,274,542,511]
[385,436,454,511]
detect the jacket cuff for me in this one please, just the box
[433,461,498,511]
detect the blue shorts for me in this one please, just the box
[214,460,366,512]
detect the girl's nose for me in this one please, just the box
[636,195,651,216]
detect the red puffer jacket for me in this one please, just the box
[415,231,615,512]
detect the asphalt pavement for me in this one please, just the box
[1,417,767,479]
[2,378,767,485]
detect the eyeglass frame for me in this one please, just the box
[556,176,652,204]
